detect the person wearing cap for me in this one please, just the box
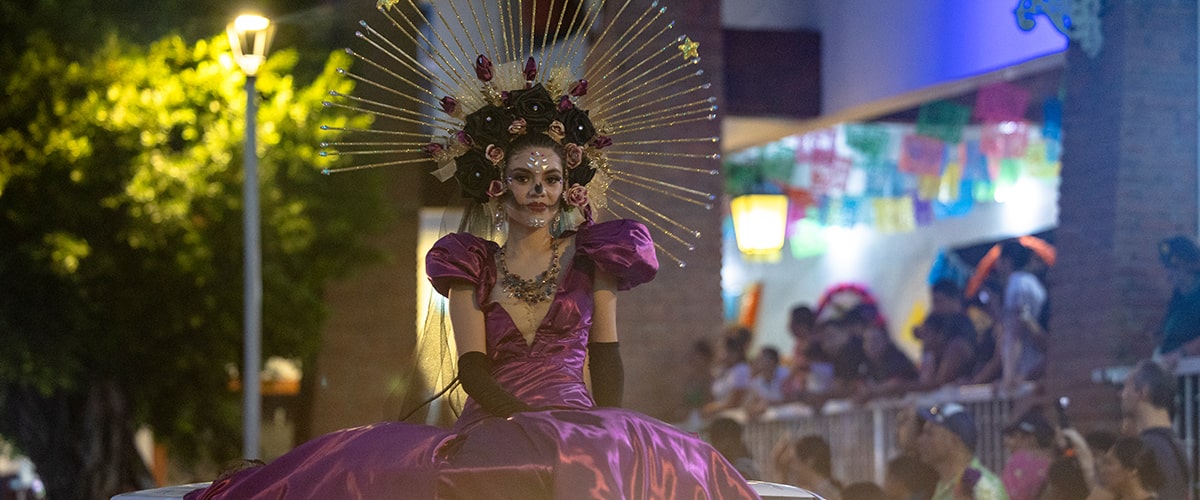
[915,403,1008,500]
[1154,234,1200,364]
[999,408,1055,500]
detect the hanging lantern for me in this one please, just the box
[730,194,788,258]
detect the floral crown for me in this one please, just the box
[423,56,609,204]
[320,0,720,267]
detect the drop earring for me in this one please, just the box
[549,210,563,237]
[493,200,505,233]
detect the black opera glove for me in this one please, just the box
[458,351,534,417]
[588,342,624,407]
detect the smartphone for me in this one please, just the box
[1055,396,1070,428]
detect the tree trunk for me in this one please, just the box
[1,382,154,500]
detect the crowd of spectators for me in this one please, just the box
[684,234,1200,498]
[682,237,1073,421]
[703,358,1191,499]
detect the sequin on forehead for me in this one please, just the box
[527,151,550,172]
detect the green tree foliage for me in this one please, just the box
[0,31,385,499]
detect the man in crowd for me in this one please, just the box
[916,402,1008,499]
[772,434,844,500]
[994,240,1047,387]
[1120,360,1191,500]
[1155,235,1200,364]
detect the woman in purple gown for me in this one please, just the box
[186,133,758,499]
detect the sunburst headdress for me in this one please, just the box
[319,0,718,267]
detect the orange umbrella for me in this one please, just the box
[963,235,1056,298]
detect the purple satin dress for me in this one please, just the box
[187,220,758,499]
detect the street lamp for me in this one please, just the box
[227,13,273,460]
[730,193,789,259]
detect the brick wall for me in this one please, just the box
[1047,0,1198,429]
[310,168,422,435]
[599,0,726,420]
[307,0,423,436]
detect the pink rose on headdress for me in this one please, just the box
[590,135,613,149]
[440,96,459,115]
[485,144,505,166]
[454,130,474,146]
[508,118,528,135]
[474,54,494,82]
[523,57,538,81]
[486,179,507,199]
[557,96,574,113]
[564,184,589,208]
[563,143,583,169]
[569,79,589,97]
[547,120,566,143]
[423,142,444,157]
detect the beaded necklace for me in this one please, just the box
[498,237,561,304]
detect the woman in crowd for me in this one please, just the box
[704,326,754,418]
[1000,408,1057,500]
[849,304,919,402]
[676,339,715,426]
[745,345,790,418]
[1093,437,1162,500]
[909,312,978,392]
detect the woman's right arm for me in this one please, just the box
[449,283,532,416]
[449,284,486,355]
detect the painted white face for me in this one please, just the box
[503,146,564,229]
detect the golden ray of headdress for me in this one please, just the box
[321,0,719,267]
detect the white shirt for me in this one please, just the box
[711,362,751,403]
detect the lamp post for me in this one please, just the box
[227,13,273,460]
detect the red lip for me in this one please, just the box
[527,203,547,211]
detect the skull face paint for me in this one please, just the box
[503,147,563,229]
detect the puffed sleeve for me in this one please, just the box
[574,220,658,290]
[426,232,496,304]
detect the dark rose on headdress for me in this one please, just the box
[557,96,574,113]
[560,108,596,145]
[454,130,474,146]
[569,79,588,97]
[523,57,538,82]
[508,84,557,131]
[440,96,459,115]
[590,135,613,149]
[454,149,498,203]
[568,158,596,186]
[423,142,444,157]
[474,55,494,82]
[463,105,514,149]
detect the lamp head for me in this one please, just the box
[227,14,274,76]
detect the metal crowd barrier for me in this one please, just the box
[731,384,1028,484]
